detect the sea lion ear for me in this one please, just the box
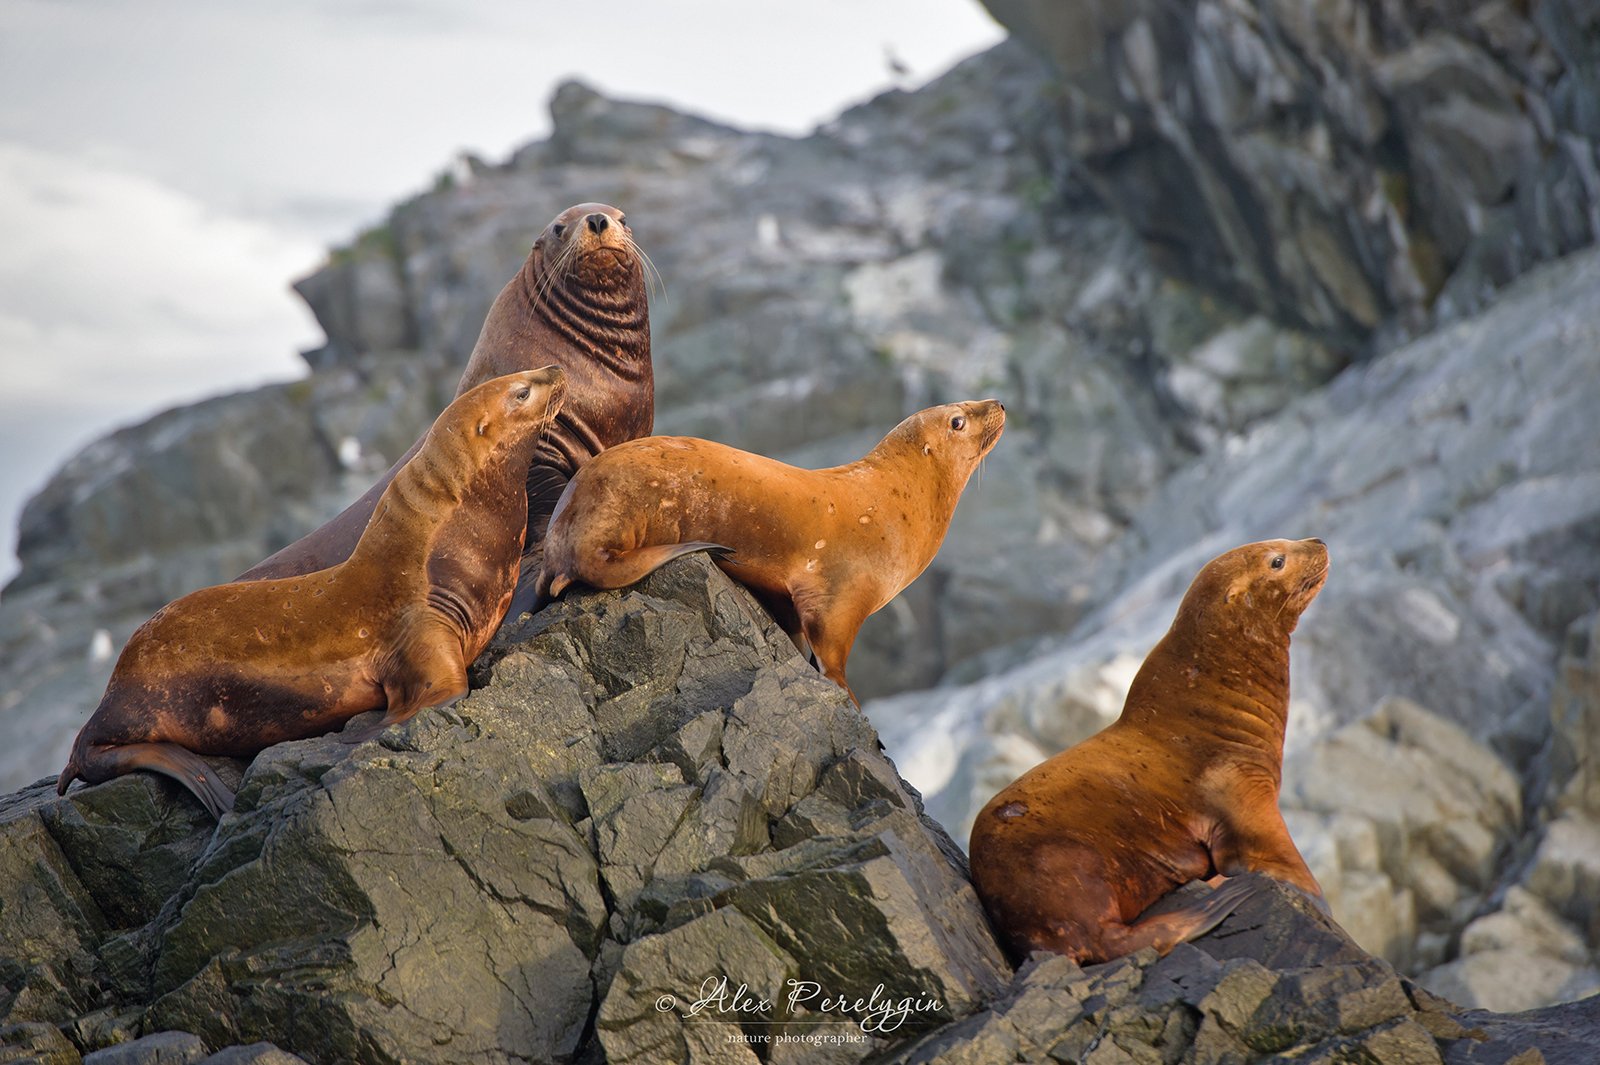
[476,417,490,437]
[1224,575,1249,605]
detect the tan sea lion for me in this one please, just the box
[535,399,1007,704]
[57,368,569,818]
[239,202,652,617]
[968,537,1329,964]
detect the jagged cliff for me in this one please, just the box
[2,0,1599,1044]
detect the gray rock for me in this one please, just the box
[1548,611,1600,821]
[983,0,1600,346]
[888,876,1587,1064]
[195,1046,307,1065]
[0,1022,81,1064]
[81,1031,206,1065]
[1284,697,1523,963]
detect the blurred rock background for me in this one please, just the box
[2,0,1598,1014]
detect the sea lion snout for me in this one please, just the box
[973,399,1007,450]
[586,212,610,233]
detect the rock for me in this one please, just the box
[0,1022,81,1064]
[1522,814,1600,946]
[983,0,1600,346]
[888,876,1591,1064]
[195,1046,307,1065]
[1283,697,1522,962]
[1547,610,1600,820]
[3,558,1600,1060]
[81,1031,206,1065]
[0,556,1010,1063]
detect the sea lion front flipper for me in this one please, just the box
[342,625,470,745]
[1209,802,1325,902]
[71,742,236,820]
[793,585,873,705]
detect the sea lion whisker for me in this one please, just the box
[531,239,578,312]
[624,234,668,306]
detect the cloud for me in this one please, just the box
[0,142,323,581]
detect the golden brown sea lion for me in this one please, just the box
[238,202,652,616]
[969,537,1329,964]
[535,400,1007,703]
[57,368,568,818]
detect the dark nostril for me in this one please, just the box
[587,213,608,233]
[998,402,1006,412]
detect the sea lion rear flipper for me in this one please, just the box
[71,742,235,820]
[1110,875,1263,957]
[582,542,736,590]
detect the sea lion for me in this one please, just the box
[57,368,568,818]
[968,537,1329,965]
[535,399,1007,704]
[238,202,652,615]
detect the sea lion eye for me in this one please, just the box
[1270,555,1286,570]
[618,215,628,228]
[515,387,531,401]
[552,223,567,238]
[951,415,966,431]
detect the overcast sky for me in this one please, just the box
[0,0,1004,587]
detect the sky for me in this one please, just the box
[0,0,1005,587]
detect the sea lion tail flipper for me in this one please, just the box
[584,542,735,589]
[73,742,235,820]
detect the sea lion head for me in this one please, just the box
[893,398,1007,477]
[531,202,643,293]
[1180,537,1330,640]
[453,366,568,452]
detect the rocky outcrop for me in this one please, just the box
[983,0,1600,348]
[0,557,1007,1062]
[2,557,1595,1063]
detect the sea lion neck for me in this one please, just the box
[518,253,650,378]
[1119,622,1293,765]
[351,427,477,565]
[850,428,968,522]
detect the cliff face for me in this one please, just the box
[983,0,1600,347]
[2,556,1595,1064]
[2,0,1599,1030]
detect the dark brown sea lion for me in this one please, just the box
[535,400,1007,704]
[57,368,569,818]
[239,202,652,616]
[968,537,1329,964]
